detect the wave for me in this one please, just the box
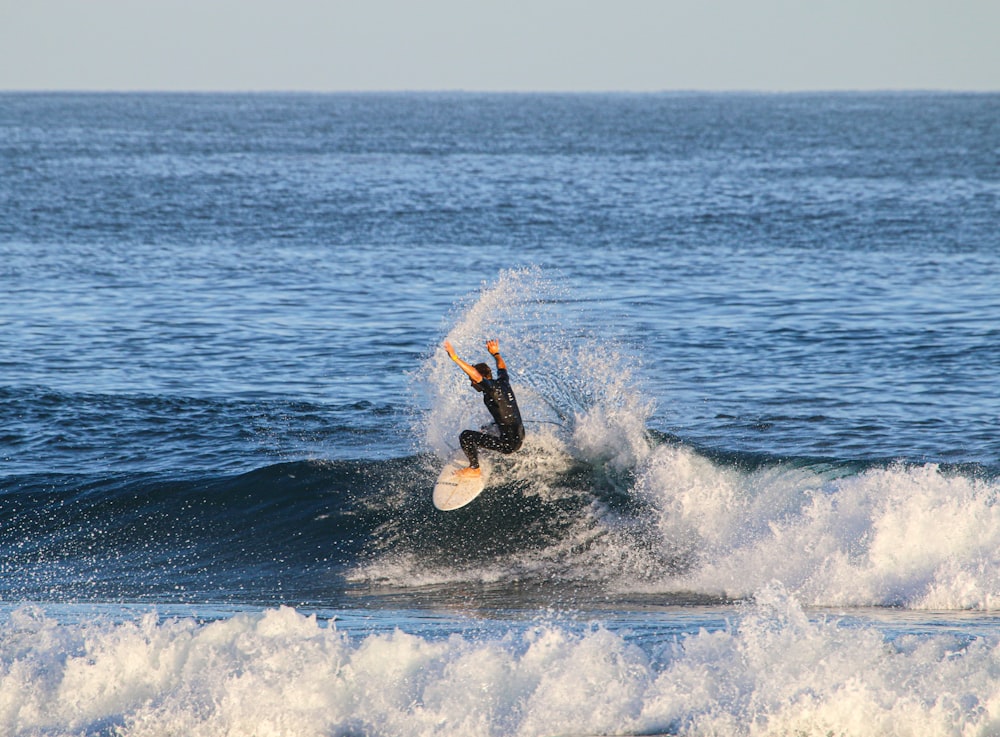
[355,432,1000,611]
[3,433,1000,611]
[384,266,1000,611]
[0,459,396,604]
[5,268,1000,611]
[631,442,1000,609]
[4,585,998,737]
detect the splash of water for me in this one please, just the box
[414,266,653,470]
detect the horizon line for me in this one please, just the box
[3,87,997,95]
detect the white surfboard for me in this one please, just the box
[433,456,491,511]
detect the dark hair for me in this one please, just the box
[474,363,492,380]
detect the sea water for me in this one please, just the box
[1,92,999,736]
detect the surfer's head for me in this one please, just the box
[473,363,492,388]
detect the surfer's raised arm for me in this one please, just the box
[443,340,484,383]
[486,339,506,371]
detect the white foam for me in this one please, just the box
[4,592,1000,736]
[638,584,1000,736]
[634,445,1000,609]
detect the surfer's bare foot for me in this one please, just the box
[454,466,481,479]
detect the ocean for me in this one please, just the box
[1,91,999,736]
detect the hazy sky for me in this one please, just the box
[2,0,997,92]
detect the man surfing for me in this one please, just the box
[443,339,525,478]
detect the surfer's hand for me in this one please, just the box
[486,340,500,356]
[444,340,458,360]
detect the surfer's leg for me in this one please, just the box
[498,427,523,454]
[459,430,484,468]
[461,428,521,468]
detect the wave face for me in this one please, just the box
[0,459,388,604]
[359,446,1000,611]
[4,438,999,611]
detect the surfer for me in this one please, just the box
[443,339,524,478]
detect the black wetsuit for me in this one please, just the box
[460,367,524,468]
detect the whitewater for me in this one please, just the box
[8,588,1000,737]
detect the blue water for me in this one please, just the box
[1,92,1000,736]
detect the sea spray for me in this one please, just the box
[414,266,561,459]
[362,267,667,587]
[414,265,653,469]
